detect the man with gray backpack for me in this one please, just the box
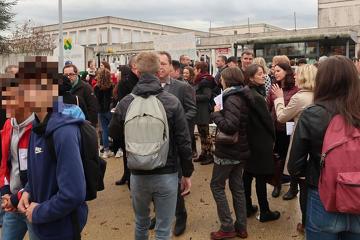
[109,51,193,240]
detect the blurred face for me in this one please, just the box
[216,57,225,68]
[89,61,96,70]
[274,65,286,82]
[241,54,253,70]
[183,69,190,81]
[181,56,191,66]
[158,54,171,80]
[2,79,58,118]
[250,67,265,85]
[63,66,78,83]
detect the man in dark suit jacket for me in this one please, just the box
[158,51,197,236]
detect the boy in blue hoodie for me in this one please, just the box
[15,57,88,240]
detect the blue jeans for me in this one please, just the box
[306,188,360,240]
[99,112,112,149]
[2,212,39,240]
[130,173,178,240]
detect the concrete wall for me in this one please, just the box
[319,0,360,27]
[0,51,53,73]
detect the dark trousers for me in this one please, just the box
[175,182,187,219]
[243,171,270,213]
[299,179,307,225]
[273,130,290,187]
[189,122,197,153]
[112,139,130,180]
[197,124,212,155]
[210,163,246,232]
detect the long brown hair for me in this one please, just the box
[275,62,295,90]
[96,68,113,90]
[314,55,360,127]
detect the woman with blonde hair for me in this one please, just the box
[271,64,317,232]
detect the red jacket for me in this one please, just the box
[0,119,32,196]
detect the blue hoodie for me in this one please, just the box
[25,112,88,240]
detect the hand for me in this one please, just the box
[18,191,30,213]
[25,202,39,223]
[1,194,16,212]
[214,104,221,112]
[180,177,192,196]
[271,84,283,98]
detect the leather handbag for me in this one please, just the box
[215,129,239,144]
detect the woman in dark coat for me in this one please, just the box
[243,64,281,223]
[210,67,251,239]
[267,62,299,198]
[193,61,215,165]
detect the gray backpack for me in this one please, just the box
[124,93,169,170]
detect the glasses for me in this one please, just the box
[64,73,77,77]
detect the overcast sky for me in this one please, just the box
[11,0,318,31]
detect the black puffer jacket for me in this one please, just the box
[109,73,194,177]
[288,103,334,188]
[94,85,114,113]
[211,85,252,164]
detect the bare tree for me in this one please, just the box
[2,19,55,54]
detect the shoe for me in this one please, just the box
[235,229,248,239]
[102,150,114,158]
[149,217,156,230]
[271,185,281,198]
[282,189,298,200]
[210,230,236,240]
[259,210,280,222]
[296,223,305,234]
[200,154,214,165]
[192,151,198,159]
[247,205,258,217]
[115,175,129,186]
[115,149,123,158]
[173,214,187,236]
[194,153,206,162]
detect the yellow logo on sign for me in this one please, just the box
[64,38,72,50]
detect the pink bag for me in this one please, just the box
[319,115,360,214]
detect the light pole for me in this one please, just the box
[58,0,64,72]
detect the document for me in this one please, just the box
[213,92,223,110]
[286,122,295,135]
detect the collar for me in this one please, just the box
[11,113,35,129]
[71,77,79,88]
[160,76,171,87]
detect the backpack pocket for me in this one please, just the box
[336,172,360,214]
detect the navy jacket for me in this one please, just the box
[25,112,88,240]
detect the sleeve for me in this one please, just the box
[84,86,99,126]
[211,96,241,134]
[274,94,301,123]
[182,84,197,122]
[32,125,86,224]
[173,101,194,178]
[288,110,312,177]
[109,98,128,148]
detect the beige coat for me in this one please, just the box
[274,89,314,175]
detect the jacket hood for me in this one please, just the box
[195,72,214,84]
[42,112,83,137]
[223,85,254,103]
[132,73,163,97]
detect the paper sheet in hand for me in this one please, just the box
[286,122,295,135]
[213,92,223,110]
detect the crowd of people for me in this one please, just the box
[0,48,359,240]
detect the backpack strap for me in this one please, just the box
[45,135,82,240]
[75,95,79,106]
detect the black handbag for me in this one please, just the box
[215,129,239,144]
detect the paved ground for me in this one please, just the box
[80,155,305,240]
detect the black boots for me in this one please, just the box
[259,210,281,222]
[271,185,281,198]
[200,154,214,165]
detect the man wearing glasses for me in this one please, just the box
[63,64,98,126]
